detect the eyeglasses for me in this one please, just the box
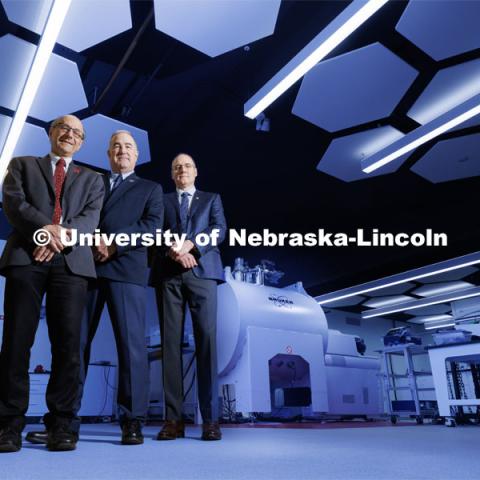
[53,123,85,140]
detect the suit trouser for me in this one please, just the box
[0,261,88,431]
[156,270,218,422]
[75,278,149,423]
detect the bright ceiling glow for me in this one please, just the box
[0,0,71,180]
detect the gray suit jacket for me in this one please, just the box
[0,155,104,278]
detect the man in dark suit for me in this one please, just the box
[26,130,163,446]
[78,130,163,444]
[0,115,104,452]
[150,153,226,441]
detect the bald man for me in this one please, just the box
[150,153,226,441]
[0,115,104,452]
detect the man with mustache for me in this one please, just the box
[0,115,104,452]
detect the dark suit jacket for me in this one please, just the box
[95,173,163,286]
[150,190,226,284]
[0,155,104,278]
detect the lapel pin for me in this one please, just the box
[73,167,81,174]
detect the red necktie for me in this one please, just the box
[52,158,66,224]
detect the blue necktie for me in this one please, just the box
[110,174,123,193]
[180,192,190,232]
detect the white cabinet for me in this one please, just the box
[27,365,117,417]
[27,374,49,416]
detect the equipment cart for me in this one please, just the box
[377,343,438,424]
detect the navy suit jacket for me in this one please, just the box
[150,190,226,284]
[0,155,104,278]
[95,173,163,286]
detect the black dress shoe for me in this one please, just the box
[201,422,222,441]
[121,420,144,445]
[0,427,21,453]
[47,425,78,451]
[156,420,185,440]
[26,430,48,445]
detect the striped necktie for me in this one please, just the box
[110,174,123,193]
[180,192,190,232]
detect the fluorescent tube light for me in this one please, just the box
[244,0,389,119]
[316,252,480,305]
[0,0,72,180]
[362,92,480,173]
[412,281,473,298]
[425,323,455,331]
[418,314,453,323]
[363,295,413,309]
[362,288,480,319]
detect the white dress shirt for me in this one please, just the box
[49,152,72,174]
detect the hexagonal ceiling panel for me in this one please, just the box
[0,115,50,158]
[31,55,87,122]
[317,126,410,182]
[0,34,88,121]
[0,115,51,203]
[153,0,280,57]
[292,43,418,132]
[75,114,150,170]
[0,34,35,113]
[396,1,480,61]
[410,133,480,183]
[407,58,480,130]
[1,0,132,52]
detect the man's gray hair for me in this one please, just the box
[109,130,138,152]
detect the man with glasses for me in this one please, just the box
[0,115,104,452]
[150,153,226,441]
[26,131,163,447]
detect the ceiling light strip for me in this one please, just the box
[316,252,480,305]
[362,287,480,319]
[424,323,455,331]
[0,0,72,180]
[362,92,480,173]
[244,0,389,119]
[419,314,453,323]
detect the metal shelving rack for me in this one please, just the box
[377,343,437,424]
